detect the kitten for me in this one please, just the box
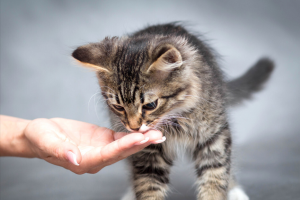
[72,23,274,200]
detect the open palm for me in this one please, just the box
[24,118,162,174]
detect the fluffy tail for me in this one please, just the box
[227,58,275,106]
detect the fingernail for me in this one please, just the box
[67,151,79,166]
[135,137,149,145]
[152,136,166,144]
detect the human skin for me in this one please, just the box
[0,115,164,174]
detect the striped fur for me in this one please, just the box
[73,23,273,200]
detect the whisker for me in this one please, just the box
[88,92,101,115]
[94,97,107,122]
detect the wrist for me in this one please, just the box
[0,115,34,157]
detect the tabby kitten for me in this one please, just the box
[72,23,274,200]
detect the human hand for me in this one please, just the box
[21,118,163,174]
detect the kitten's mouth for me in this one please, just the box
[126,124,151,133]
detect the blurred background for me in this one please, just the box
[1,0,299,200]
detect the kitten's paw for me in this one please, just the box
[121,188,135,200]
[228,186,249,200]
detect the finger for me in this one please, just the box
[114,130,164,160]
[101,133,145,160]
[98,130,162,164]
[85,130,163,174]
[109,130,163,160]
[143,130,163,143]
[113,130,163,141]
[113,132,128,140]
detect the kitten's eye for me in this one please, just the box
[143,99,158,111]
[113,104,124,111]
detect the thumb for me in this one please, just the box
[25,119,82,166]
[40,131,82,166]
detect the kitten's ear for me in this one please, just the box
[72,37,117,73]
[147,45,183,74]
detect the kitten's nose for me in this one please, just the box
[130,127,140,132]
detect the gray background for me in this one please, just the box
[1,0,300,200]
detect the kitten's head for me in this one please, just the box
[73,35,200,132]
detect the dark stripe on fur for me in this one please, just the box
[199,181,228,192]
[118,87,125,104]
[115,95,120,104]
[146,144,173,166]
[196,154,230,177]
[193,122,229,160]
[196,162,224,177]
[140,92,144,104]
[205,123,228,147]
[224,136,232,153]
[134,165,168,177]
[161,86,188,99]
[101,91,108,100]
[134,173,170,185]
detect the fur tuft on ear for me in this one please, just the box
[147,45,183,73]
[72,37,118,72]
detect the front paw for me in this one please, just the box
[228,187,249,200]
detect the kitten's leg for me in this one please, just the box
[193,124,232,200]
[129,144,173,200]
[228,186,249,200]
